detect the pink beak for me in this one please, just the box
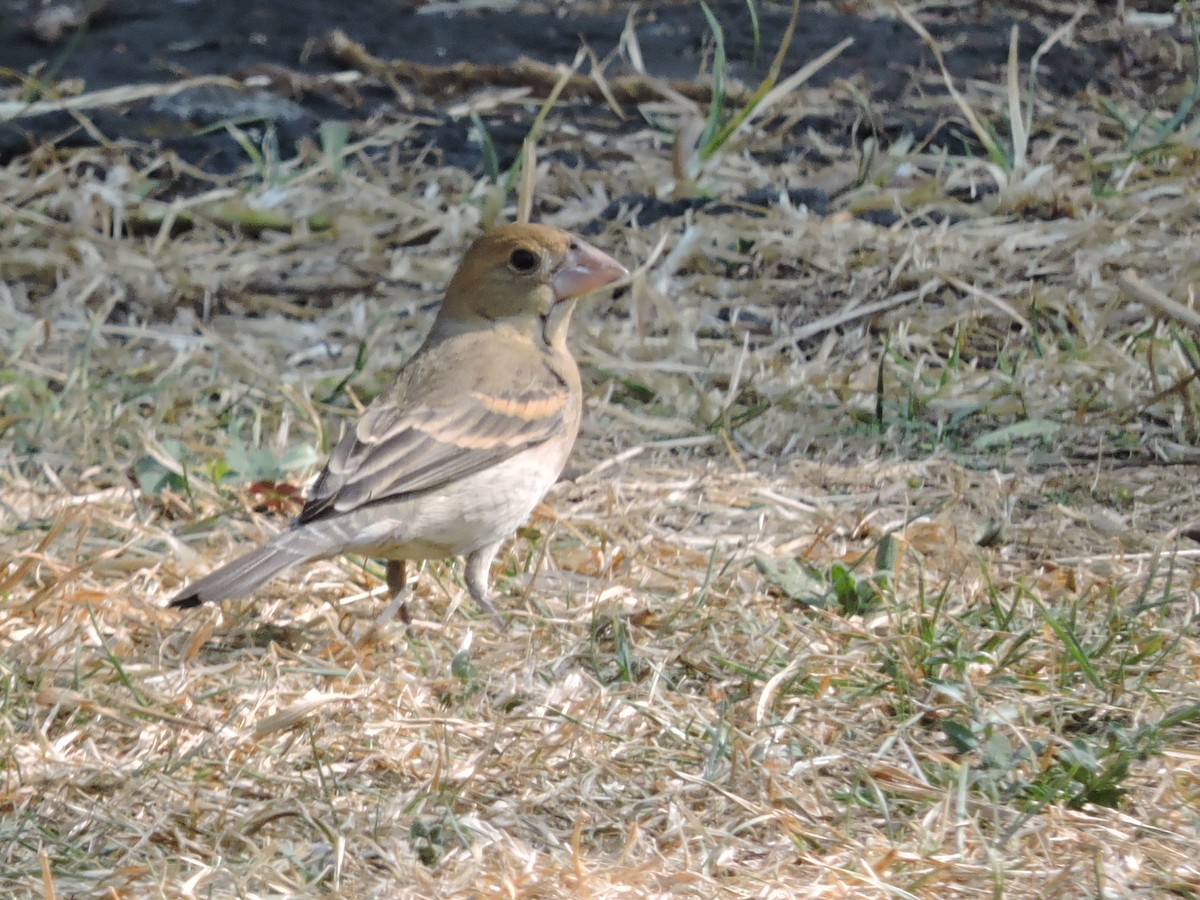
[550,238,629,301]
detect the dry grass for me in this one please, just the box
[4,3,1200,897]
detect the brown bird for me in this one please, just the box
[168,223,628,625]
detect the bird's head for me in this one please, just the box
[435,223,628,346]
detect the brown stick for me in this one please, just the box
[325,28,748,106]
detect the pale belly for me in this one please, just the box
[335,441,570,561]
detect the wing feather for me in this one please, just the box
[297,376,568,525]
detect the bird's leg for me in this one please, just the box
[464,542,507,630]
[375,559,411,625]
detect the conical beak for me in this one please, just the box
[550,238,629,301]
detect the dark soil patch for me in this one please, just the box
[2,0,1123,174]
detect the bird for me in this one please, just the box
[168,223,628,626]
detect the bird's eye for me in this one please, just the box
[509,248,539,274]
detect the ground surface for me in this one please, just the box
[3,1,1200,897]
[0,0,1125,172]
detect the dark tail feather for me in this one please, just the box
[168,528,327,609]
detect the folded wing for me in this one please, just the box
[297,377,569,524]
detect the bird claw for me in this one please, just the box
[474,595,509,631]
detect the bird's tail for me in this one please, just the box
[168,527,331,609]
